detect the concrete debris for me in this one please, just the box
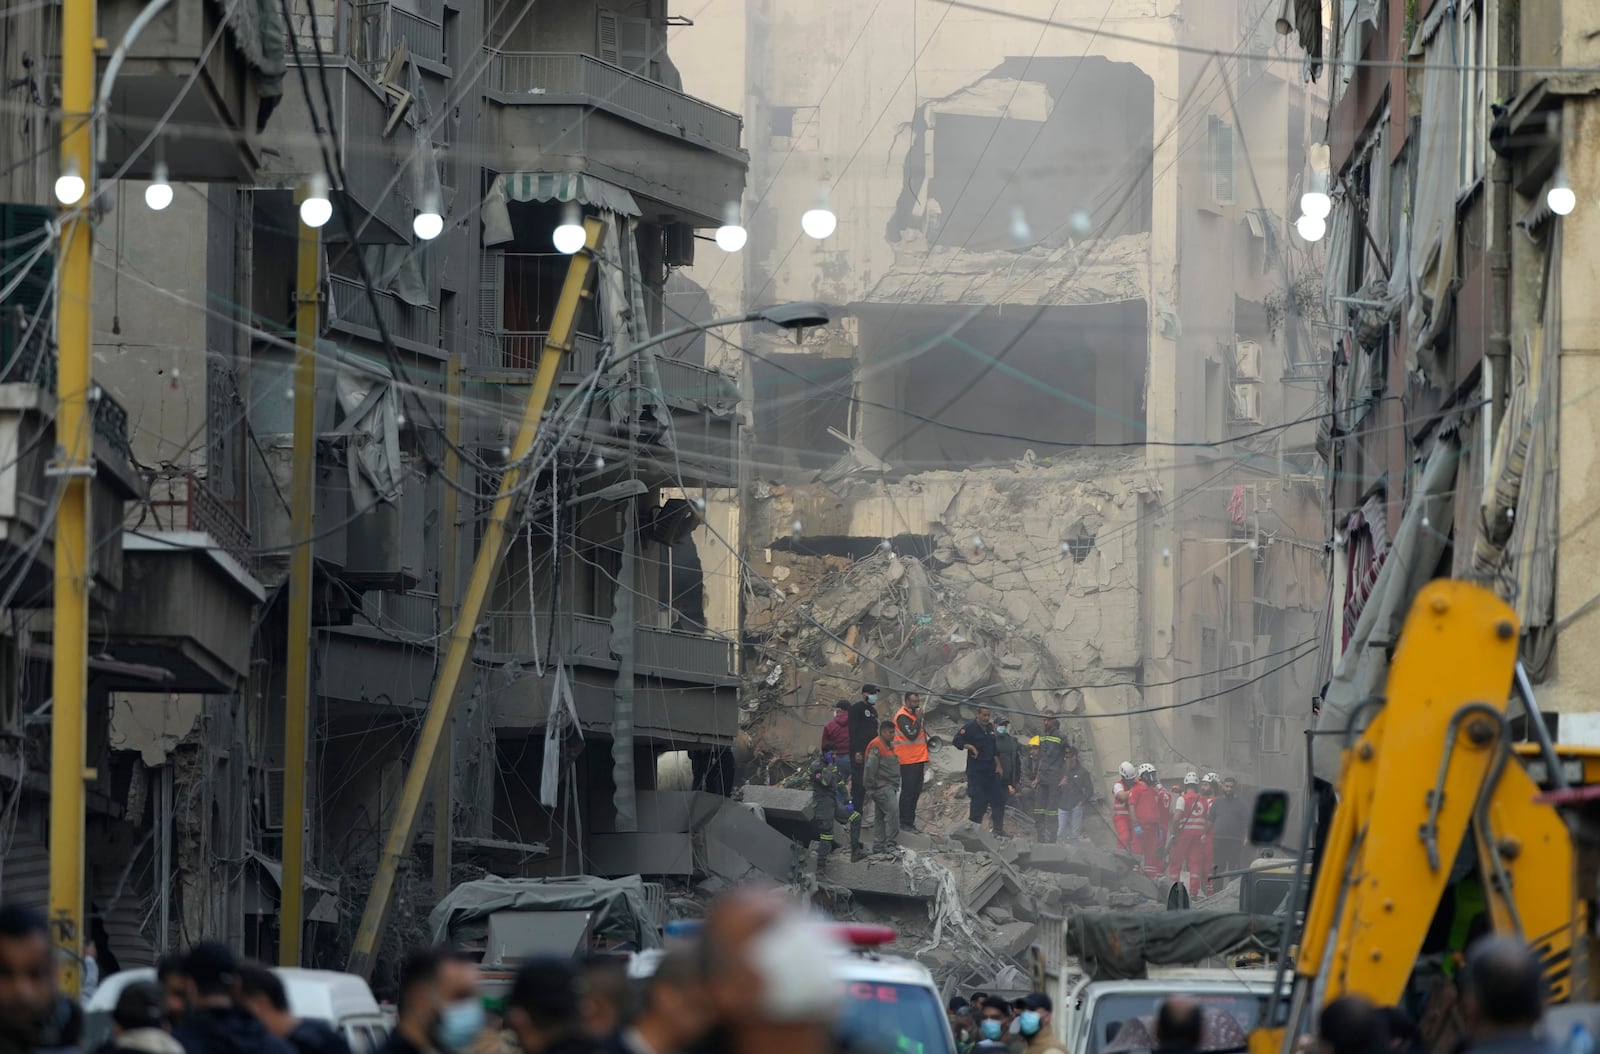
[737,784,816,824]
[944,647,996,694]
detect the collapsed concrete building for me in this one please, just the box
[667,0,1333,798]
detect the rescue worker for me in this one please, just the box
[809,753,864,868]
[864,720,901,853]
[1166,773,1207,896]
[1111,762,1137,853]
[954,707,1002,832]
[893,691,930,832]
[993,716,1021,838]
[1031,718,1066,842]
[1057,746,1094,846]
[847,685,881,808]
[1128,764,1167,878]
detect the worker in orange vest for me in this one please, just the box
[893,691,931,832]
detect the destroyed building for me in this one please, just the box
[670,0,1333,798]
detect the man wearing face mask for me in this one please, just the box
[1017,996,1063,1054]
[847,685,881,808]
[975,1002,1010,1054]
[381,946,485,1054]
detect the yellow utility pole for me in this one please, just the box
[433,355,461,899]
[347,217,603,979]
[281,190,321,966]
[49,0,95,998]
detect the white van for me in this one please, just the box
[84,968,391,1054]
[1058,969,1289,1054]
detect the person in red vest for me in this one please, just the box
[1199,772,1222,895]
[1127,764,1166,878]
[1110,762,1137,853]
[1166,772,1207,896]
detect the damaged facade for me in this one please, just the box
[671,0,1331,797]
[0,0,751,982]
[1303,0,1600,767]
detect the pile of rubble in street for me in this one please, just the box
[575,785,1169,991]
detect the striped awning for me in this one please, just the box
[499,172,640,217]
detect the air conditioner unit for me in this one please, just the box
[1232,340,1262,380]
[262,768,285,830]
[1220,640,1256,683]
[1229,383,1261,423]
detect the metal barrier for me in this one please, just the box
[329,274,440,349]
[485,50,743,150]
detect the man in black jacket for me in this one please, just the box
[237,963,351,1054]
[172,943,293,1054]
[953,707,1002,833]
[505,959,596,1054]
[1056,748,1094,846]
[846,684,881,808]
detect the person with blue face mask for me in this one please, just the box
[1018,995,1065,1054]
[382,945,488,1054]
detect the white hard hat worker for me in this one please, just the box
[1204,772,1221,785]
[1137,763,1156,779]
[1183,771,1200,786]
[1119,762,1137,781]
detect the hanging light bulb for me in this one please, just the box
[54,159,85,205]
[144,163,173,211]
[1295,213,1326,242]
[299,173,333,229]
[801,186,836,240]
[553,201,586,254]
[413,191,444,241]
[1299,190,1331,220]
[1548,167,1577,216]
[1008,206,1032,244]
[715,200,747,252]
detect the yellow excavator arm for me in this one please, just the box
[1250,580,1583,1054]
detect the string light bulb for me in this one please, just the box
[1548,167,1576,216]
[54,159,85,205]
[144,163,173,211]
[413,191,443,241]
[300,173,333,229]
[801,186,836,240]
[553,202,586,254]
[1295,213,1326,242]
[715,201,747,252]
[1299,191,1331,221]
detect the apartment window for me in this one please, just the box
[1457,0,1485,192]
[598,10,657,80]
[1208,116,1237,206]
[770,105,820,152]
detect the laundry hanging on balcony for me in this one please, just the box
[480,172,641,247]
[333,352,406,512]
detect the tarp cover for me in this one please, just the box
[428,875,661,951]
[1065,911,1285,981]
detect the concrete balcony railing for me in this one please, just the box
[348,0,446,71]
[485,610,737,685]
[328,274,440,354]
[483,50,743,152]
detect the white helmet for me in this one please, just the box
[1137,763,1157,778]
[1204,772,1221,785]
[1183,771,1200,786]
[1119,762,1137,781]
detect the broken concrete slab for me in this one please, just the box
[704,802,803,883]
[739,784,816,824]
[993,920,1039,958]
[945,648,996,694]
[820,857,940,899]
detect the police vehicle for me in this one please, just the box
[631,921,955,1054]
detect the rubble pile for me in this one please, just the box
[741,453,1161,793]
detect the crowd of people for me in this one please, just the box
[1109,765,1250,897]
[0,894,1574,1054]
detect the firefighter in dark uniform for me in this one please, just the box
[810,752,865,869]
[1032,716,1067,843]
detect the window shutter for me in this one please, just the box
[478,252,503,333]
[616,15,651,76]
[1211,117,1236,205]
[597,10,621,64]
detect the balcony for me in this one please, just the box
[256,60,414,244]
[328,274,441,355]
[91,0,282,182]
[484,611,737,687]
[481,50,747,227]
[466,337,740,488]
[348,0,447,74]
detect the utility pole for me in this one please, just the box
[281,187,320,966]
[49,0,95,997]
[347,217,603,979]
[433,355,462,899]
